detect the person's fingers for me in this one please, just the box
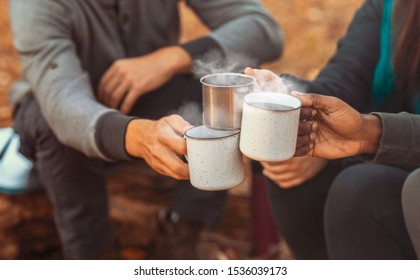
[295,131,314,156]
[260,161,289,173]
[159,132,188,156]
[120,86,141,114]
[244,67,256,76]
[107,79,131,109]
[98,66,117,101]
[291,91,313,107]
[294,144,312,157]
[146,151,190,180]
[292,91,343,112]
[278,178,304,189]
[154,116,191,156]
[296,133,312,148]
[164,115,193,135]
[160,159,190,180]
[298,120,314,136]
[262,169,302,188]
[300,107,316,120]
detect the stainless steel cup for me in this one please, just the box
[200,73,255,130]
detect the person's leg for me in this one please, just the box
[325,163,416,259]
[13,96,115,259]
[130,74,228,227]
[265,162,342,259]
[402,168,420,259]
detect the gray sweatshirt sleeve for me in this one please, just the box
[186,0,284,64]
[366,112,420,166]
[9,0,132,161]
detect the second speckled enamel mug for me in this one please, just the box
[185,125,244,191]
[240,92,302,162]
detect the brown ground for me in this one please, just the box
[0,0,363,259]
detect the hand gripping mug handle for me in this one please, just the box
[178,134,188,163]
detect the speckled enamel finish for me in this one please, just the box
[240,92,301,162]
[185,126,245,191]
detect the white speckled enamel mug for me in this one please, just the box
[239,92,302,162]
[185,125,245,191]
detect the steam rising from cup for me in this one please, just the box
[169,101,203,127]
[192,50,258,78]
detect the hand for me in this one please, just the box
[244,67,288,93]
[98,46,192,114]
[125,114,193,180]
[261,156,329,189]
[293,92,382,159]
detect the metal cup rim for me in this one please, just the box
[200,73,256,88]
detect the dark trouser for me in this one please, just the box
[401,168,420,259]
[266,161,417,259]
[265,162,342,259]
[13,75,227,259]
[326,163,416,259]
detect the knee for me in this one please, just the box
[328,164,375,206]
[403,168,420,198]
[402,168,420,212]
[327,163,407,220]
[326,164,392,218]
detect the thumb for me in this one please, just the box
[244,67,256,76]
[292,91,324,109]
[165,114,193,135]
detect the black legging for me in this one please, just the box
[265,161,342,259]
[266,162,417,259]
[325,163,416,259]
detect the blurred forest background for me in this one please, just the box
[0,0,362,259]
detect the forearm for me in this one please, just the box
[38,74,131,161]
[157,45,193,75]
[209,15,283,64]
[187,0,283,64]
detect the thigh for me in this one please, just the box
[402,168,420,259]
[13,95,114,259]
[265,162,342,259]
[325,163,416,259]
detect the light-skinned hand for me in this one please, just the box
[98,46,192,114]
[125,114,193,180]
[244,67,288,93]
[261,156,329,189]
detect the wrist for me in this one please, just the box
[125,119,153,158]
[360,114,382,154]
[161,46,192,75]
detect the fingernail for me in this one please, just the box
[310,132,316,140]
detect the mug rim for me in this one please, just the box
[200,73,256,88]
[185,125,240,140]
[244,91,302,112]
